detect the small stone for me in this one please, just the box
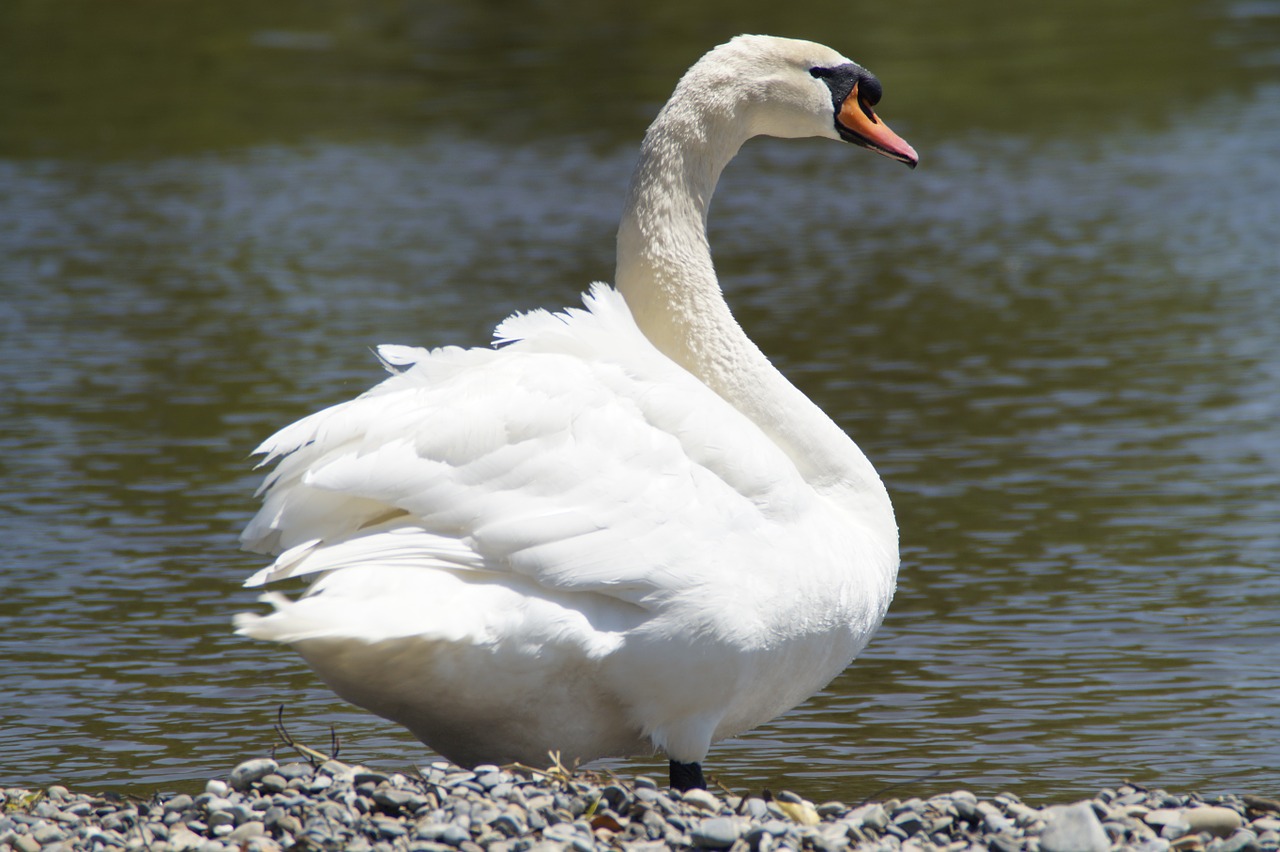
[440,824,471,846]
[490,813,524,837]
[169,826,207,852]
[682,789,720,812]
[1186,808,1245,838]
[600,785,629,812]
[230,758,280,792]
[692,817,741,848]
[205,779,230,797]
[543,823,580,842]
[276,763,313,781]
[476,772,508,790]
[12,835,41,852]
[1132,841,1172,852]
[984,810,1015,834]
[229,804,256,825]
[373,816,408,838]
[227,821,266,843]
[1213,830,1258,852]
[204,796,234,814]
[1040,802,1111,852]
[857,804,890,832]
[63,801,94,817]
[1008,802,1043,827]
[893,811,926,837]
[373,788,424,812]
[258,774,287,794]
[634,787,660,804]
[991,834,1023,852]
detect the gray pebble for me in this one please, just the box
[1212,829,1259,852]
[858,804,890,832]
[543,822,580,843]
[229,758,280,792]
[681,789,720,812]
[476,772,507,789]
[204,796,234,813]
[1040,802,1111,852]
[1,756,1273,852]
[439,823,471,846]
[32,824,66,844]
[227,820,266,842]
[892,810,925,836]
[166,793,195,813]
[276,762,313,780]
[373,816,408,837]
[490,813,525,837]
[258,773,287,794]
[692,816,741,848]
[1188,807,1246,838]
[373,787,422,812]
[742,798,769,820]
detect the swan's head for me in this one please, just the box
[692,34,918,168]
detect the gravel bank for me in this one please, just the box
[3,755,1278,852]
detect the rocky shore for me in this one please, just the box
[2,754,1277,852]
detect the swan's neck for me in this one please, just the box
[614,84,895,534]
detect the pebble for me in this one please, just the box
[229,758,280,792]
[1041,802,1111,852]
[1185,806,1245,838]
[3,760,1276,852]
[691,816,740,848]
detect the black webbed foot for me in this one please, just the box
[669,759,706,791]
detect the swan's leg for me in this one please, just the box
[668,759,706,791]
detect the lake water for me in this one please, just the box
[2,0,1278,805]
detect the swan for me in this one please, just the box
[236,33,915,791]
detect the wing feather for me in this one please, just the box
[242,285,814,606]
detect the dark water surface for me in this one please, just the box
[2,0,1278,804]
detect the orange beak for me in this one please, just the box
[837,82,918,168]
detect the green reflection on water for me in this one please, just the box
[1,0,1272,157]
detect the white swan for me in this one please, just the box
[236,34,916,791]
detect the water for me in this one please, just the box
[2,0,1278,805]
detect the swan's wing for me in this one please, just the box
[241,284,814,608]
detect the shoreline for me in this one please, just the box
[2,754,1277,852]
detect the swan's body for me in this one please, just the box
[237,34,915,788]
